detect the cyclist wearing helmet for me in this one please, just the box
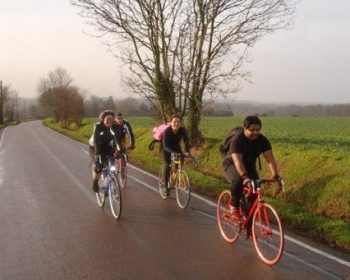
[91,110,118,192]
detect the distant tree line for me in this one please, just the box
[5,66,349,128]
[84,96,152,117]
[203,101,350,117]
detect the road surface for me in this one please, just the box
[0,121,349,279]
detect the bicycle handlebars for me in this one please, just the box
[171,153,198,167]
[249,178,286,194]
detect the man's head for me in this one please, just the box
[116,112,124,125]
[243,115,262,140]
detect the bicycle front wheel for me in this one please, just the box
[217,190,240,243]
[109,177,122,220]
[252,203,284,265]
[175,170,191,209]
[95,177,105,208]
[117,156,128,188]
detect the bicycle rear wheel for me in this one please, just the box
[109,176,122,220]
[217,190,241,243]
[252,203,284,265]
[95,177,105,207]
[175,170,191,208]
[158,168,168,199]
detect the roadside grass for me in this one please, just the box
[43,116,350,251]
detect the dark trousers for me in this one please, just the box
[224,166,258,208]
[161,151,172,188]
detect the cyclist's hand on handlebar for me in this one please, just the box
[171,152,181,160]
[272,174,284,187]
[242,174,253,187]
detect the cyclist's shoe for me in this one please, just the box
[92,180,99,192]
[229,205,241,221]
[161,186,169,197]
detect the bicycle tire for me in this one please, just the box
[95,177,105,207]
[175,170,191,209]
[158,168,168,199]
[109,176,122,220]
[117,155,128,189]
[252,203,284,265]
[217,190,241,243]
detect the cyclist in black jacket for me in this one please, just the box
[113,112,135,151]
[91,110,118,192]
[161,114,190,196]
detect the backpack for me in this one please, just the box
[148,123,170,151]
[219,126,243,158]
[219,126,262,170]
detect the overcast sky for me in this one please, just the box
[0,0,349,104]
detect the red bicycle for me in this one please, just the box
[217,178,285,265]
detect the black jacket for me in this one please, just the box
[112,120,135,146]
[162,126,190,154]
[93,122,117,156]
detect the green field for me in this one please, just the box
[43,116,350,251]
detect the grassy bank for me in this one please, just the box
[43,117,350,251]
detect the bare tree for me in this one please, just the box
[0,81,14,124]
[72,0,297,144]
[38,67,85,127]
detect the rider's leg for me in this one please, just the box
[92,161,102,192]
[224,167,243,208]
[161,151,171,189]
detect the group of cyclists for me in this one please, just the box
[90,111,282,228]
[89,110,135,192]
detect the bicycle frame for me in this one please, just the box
[159,154,196,208]
[240,185,257,227]
[170,156,183,180]
[217,178,285,265]
[116,152,127,171]
[101,159,117,185]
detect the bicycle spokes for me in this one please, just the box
[217,190,240,243]
[252,203,284,265]
[175,171,191,208]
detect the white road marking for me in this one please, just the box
[0,127,8,150]
[127,163,350,269]
[31,130,96,204]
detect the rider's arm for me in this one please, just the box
[262,149,279,178]
[231,153,248,178]
[93,124,101,155]
[124,121,135,145]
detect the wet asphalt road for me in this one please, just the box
[0,121,349,279]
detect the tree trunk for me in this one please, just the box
[154,71,175,122]
[187,97,203,148]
